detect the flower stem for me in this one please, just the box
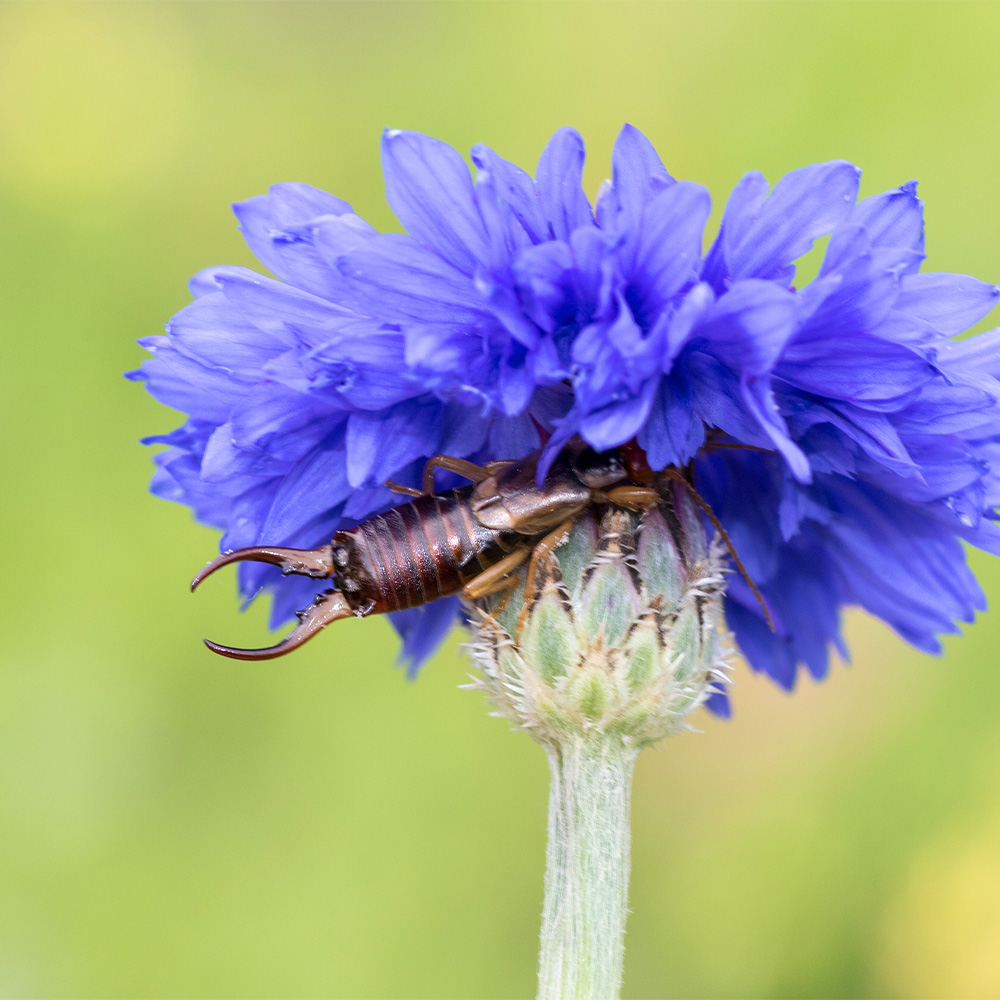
[537,736,638,1000]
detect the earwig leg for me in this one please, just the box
[422,455,493,495]
[661,467,776,633]
[386,480,423,497]
[460,547,530,601]
[482,459,515,474]
[388,457,512,497]
[489,574,523,615]
[522,518,576,603]
[598,485,662,511]
[203,589,355,661]
[191,544,335,592]
[514,518,577,638]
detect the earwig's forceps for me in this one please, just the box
[190,544,336,591]
[191,543,353,661]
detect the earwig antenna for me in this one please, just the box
[703,429,773,455]
[704,441,772,453]
[661,467,776,633]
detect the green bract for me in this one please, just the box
[466,490,729,750]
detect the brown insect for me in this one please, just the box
[191,441,770,660]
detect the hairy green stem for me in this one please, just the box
[537,737,637,1000]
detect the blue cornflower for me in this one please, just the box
[130,125,1000,713]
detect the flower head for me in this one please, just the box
[468,490,729,748]
[131,125,1000,713]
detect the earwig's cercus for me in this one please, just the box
[191,441,771,660]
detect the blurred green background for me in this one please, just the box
[2,2,1000,997]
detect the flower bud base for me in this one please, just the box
[464,491,730,1000]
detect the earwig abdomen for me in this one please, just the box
[333,486,524,614]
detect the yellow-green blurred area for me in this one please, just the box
[3,2,1000,997]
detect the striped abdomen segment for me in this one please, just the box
[332,488,522,615]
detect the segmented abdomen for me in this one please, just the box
[332,487,522,615]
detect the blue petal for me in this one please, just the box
[498,350,535,415]
[727,555,843,687]
[893,379,998,435]
[870,435,985,505]
[779,334,936,403]
[816,225,871,278]
[696,449,785,581]
[233,182,352,294]
[744,388,809,484]
[662,281,715,361]
[612,122,673,179]
[345,398,442,487]
[692,354,809,483]
[727,597,797,689]
[694,280,798,375]
[804,235,902,335]
[136,350,247,423]
[823,480,985,645]
[597,122,675,232]
[573,300,658,398]
[439,401,492,458]
[511,239,576,335]
[569,226,616,319]
[479,275,544,348]
[338,234,487,323]
[703,687,732,718]
[381,129,490,275]
[403,321,493,388]
[719,161,862,285]
[849,179,924,272]
[309,211,378,258]
[216,270,351,339]
[894,273,1000,335]
[579,378,658,452]
[390,598,462,676]
[937,326,1000,378]
[303,323,422,410]
[626,181,711,319]
[342,482,399,521]
[166,291,294,371]
[800,401,915,476]
[471,157,530,269]
[199,422,288,489]
[260,443,352,540]
[229,384,340,457]
[471,143,548,246]
[488,411,539,458]
[637,374,705,470]
[188,265,255,298]
[534,127,594,241]
[702,170,770,290]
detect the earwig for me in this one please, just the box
[191,442,773,660]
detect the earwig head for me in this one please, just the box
[191,543,353,660]
[568,444,628,489]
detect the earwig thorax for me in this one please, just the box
[471,451,596,533]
